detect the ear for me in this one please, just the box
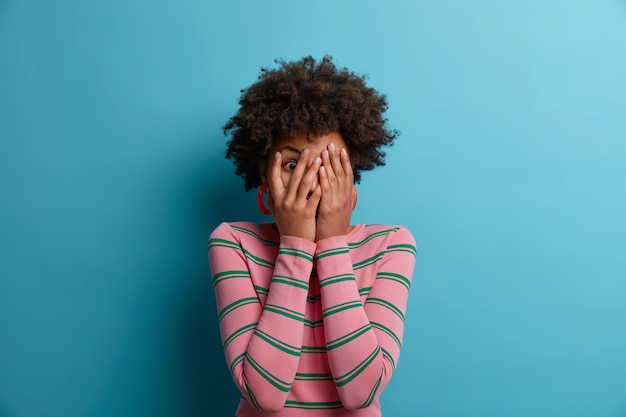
[351,186,358,211]
[259,163,268,184]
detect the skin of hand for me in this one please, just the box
[315,143,356,241]
[267,148,322,241]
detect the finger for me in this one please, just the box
[310,168,319,193]
[321,148,337,188]
[285,148,311,198]
[328,143,344,179]
[318,165,331,197]
[269,152,285,199]
[296,156,322,201]
[340,147,354,185]
[306,184,322,209]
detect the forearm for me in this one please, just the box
[316,236,387,410]
[210,225,315,412]
[316,230,415,410]
[237,269,310,411]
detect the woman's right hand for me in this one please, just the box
[268,149,322,241]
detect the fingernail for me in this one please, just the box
[323,150,329,158]
[314,157,322,164]
[275,152,280,159]
[341,148,347,156]
[302,148,309,155]
[330,143,336,151]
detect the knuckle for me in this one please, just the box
[319,207,332,217]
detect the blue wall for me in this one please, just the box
[1,1,625,416]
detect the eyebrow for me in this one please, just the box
[278,145,302,155]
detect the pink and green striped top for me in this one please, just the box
[208,221,416,417]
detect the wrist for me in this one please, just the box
[280,228,317,242]
[315,223,352,242]
[276,220,317,242]
[315,232,343,241]
[315,234,350,259]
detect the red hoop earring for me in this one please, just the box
[257,182,271,215]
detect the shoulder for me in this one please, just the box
[209,221,279,247]
[350,224,415,248]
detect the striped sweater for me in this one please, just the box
[208,221,416,417]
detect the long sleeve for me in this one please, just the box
[208,222,316,412]
[315,226,416,410]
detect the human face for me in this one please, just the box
[261,131,349,187]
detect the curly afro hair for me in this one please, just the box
[223,55,399,191]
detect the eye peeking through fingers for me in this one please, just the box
[283,161,297,170]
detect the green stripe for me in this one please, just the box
[376,271,411,290]
[295,372,333,381]
[326,323,371,350]
[246,353,292,392]
[322,300,362,317]
[272,275,309,290]
[365,297,405,322]
[218,297,259,321]
[352,243,416,271]
[208,237,239,249]
[284,400,343,410]
[245,385,263,411]
[359,286,372,297]
[335,346,380,387]
[316,247,349,260]
[370,321,402,349]
[254,285,268,296]
[359,372,383,408]
[387,243,417,256]
[212,269,250,285]
[208,242,240,252]
[242,249,274,269]
[230,224,278,246]
[301,345,327,353]
[304,319,324,328]
[229,352,245,374]
[352,250,386,270]
[278,248,313,262]
[254,329,301,356]
[307,294,321,303]
[223,322,257,350]
[264,304,305,322]
[319,273,355,287]
[348,227,399,248]
[381,347,396,372]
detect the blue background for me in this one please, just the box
[1,1,625,416]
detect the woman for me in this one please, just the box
[209,56,416,417]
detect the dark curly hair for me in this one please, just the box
[223,56,399,191]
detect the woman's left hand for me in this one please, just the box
[316,143,355,241]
